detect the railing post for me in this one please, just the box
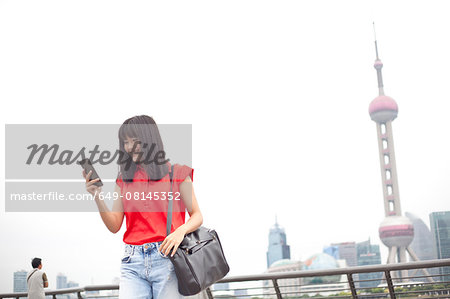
[77,291,83,299]
[385,270,396,299]
[347,273,358,299]
[205,287,214,299]
[52,295,56,299]
[272,279,282,299]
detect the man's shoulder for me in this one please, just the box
[26,269,39,282]
[36,269,47,276]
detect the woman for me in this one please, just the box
[83,115,203,299]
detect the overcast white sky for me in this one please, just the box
[1,0,449,294]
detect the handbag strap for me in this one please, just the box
[166,164,175,236]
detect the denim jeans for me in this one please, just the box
[119,241,184,299]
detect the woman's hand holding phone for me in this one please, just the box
[83,169,102,197]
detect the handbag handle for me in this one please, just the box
[166,164,175,236]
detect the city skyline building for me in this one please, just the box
[56,273,69,299]
[266,216,290,268]
[324,240,383,287]
[356,239,382,288]
[302,253,349,296]
[430,211,450,281]
[406,212,438,261]
[264,259,303,298]
[56,273,67,289]
[66,281,79,288]
[328,242,357,268]
[368,26,433,282]
[406,212,439,281]
[13,270,27,293]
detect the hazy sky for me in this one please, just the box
[1,0,449,293]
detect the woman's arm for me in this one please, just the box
[84,170,124,233]
[93,184,125,233]
[159,175,203,256]
[176,175,203,235]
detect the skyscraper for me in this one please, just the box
[406,212,437,261]
[356,239,382,288]
[406,212,439,281]
[430,211,450,281]
[66,281,79,288]
[331,242,357,267]
[56,273,67,289]
[323,242,358,288]
[368,26,432,282]
[266,216,290,268]
[57,273,69,299]
[13,270,27,293]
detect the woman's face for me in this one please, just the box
[123,136,142,163]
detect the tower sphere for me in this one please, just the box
[374,59,383,69]
[369,95,398,123]
[379,216,414,248]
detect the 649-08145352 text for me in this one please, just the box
[9,191,181,201]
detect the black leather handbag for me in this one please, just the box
[166,165,230,296]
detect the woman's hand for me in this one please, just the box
[159,227,187,257]
[83,169,102,197]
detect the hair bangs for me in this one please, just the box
[118,121,139,141]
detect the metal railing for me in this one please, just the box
[2,258,449,299]
[0,284,119,299]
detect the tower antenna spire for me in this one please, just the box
[373,22,379,60]
[372,22,385,95]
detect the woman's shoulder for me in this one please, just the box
[168,161,192,170]
[169,162,194,182]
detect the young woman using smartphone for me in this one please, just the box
[83,115,202,299]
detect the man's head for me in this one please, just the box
[31,257,42,269]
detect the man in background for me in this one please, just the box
[26,257,48,299]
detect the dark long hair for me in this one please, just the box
[117,115,169,183]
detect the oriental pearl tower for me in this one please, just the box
[369,26,433,282]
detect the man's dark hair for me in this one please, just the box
[31,257,42,269]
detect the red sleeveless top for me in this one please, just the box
[115,161,194,245]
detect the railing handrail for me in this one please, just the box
[1,258,449,298]
[0,286,85,297]
[218,258,450,283]
[0,285,119,298]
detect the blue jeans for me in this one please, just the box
[119,241,184,299]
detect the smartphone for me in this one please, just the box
[78,158,103,187]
